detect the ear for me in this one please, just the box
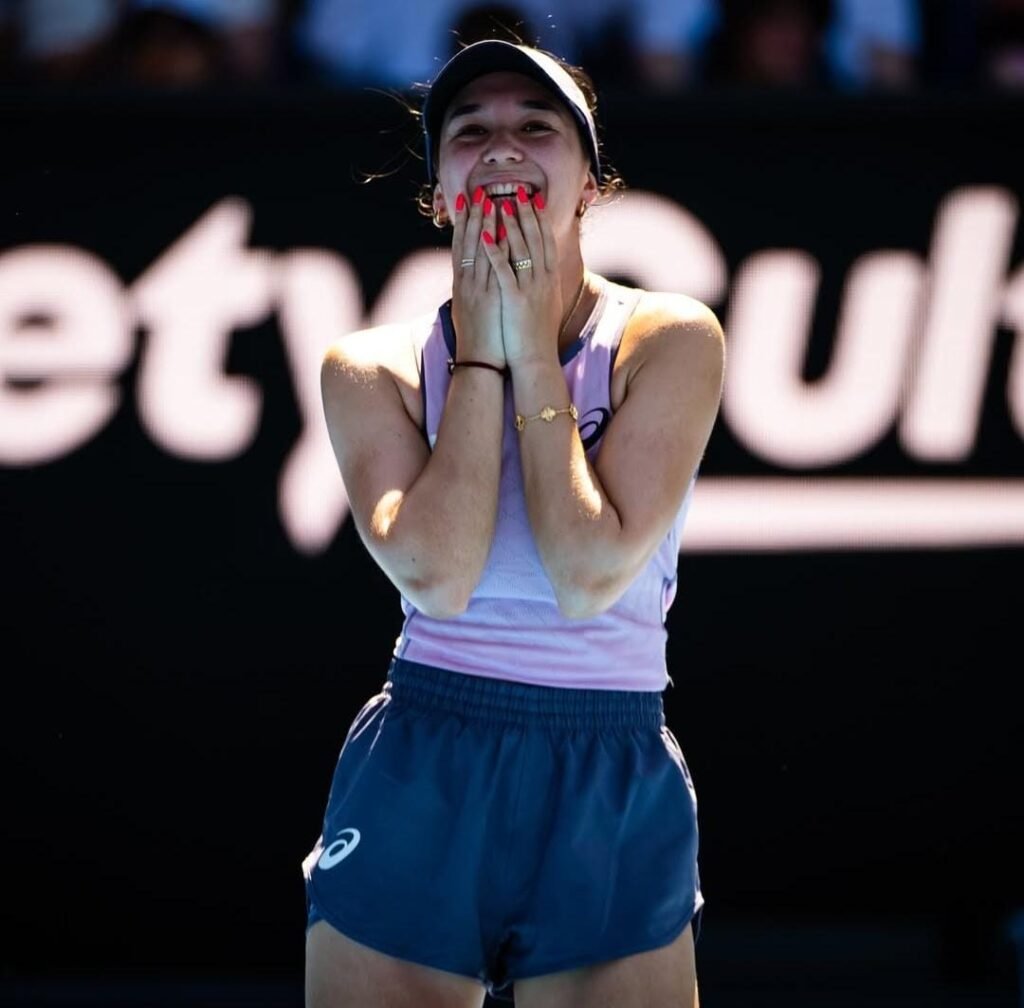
[581,169,599,210]
[432,185,449,226]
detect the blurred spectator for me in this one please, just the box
[977,0,1024,89]
[700,0,835,90]
[618,0,720,93]
[7,0,289,89]
[11,0,120,85]
[103,0,289,89]
[824,0,921,91]
[289,0,580,91]
[108,1,228,89]
[620,0,920,94]
[212,0,295,86]
[202,0,282,85]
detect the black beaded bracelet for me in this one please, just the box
[447,357,508,377]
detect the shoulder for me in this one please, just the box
[322,321,417,379]
[626,289,724,347]
[321,315,430,389]
[613,287,725,394]
[321,319,427,425]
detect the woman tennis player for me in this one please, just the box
[302,38,725,1008]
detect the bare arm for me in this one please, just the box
[321,325,504,618]
[510,295,725,618]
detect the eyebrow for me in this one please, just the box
[446,97,560,124]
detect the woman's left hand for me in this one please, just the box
[478,186,563,368]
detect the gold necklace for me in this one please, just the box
[559,272,589,343]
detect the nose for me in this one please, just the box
[482,128,524,167]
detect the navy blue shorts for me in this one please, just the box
[302,658,703,1001]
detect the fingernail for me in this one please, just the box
[534,192,545,210]
[455,193,466,212]
[482,230,494,245]
[502,200,514,216]
[483,197,493,215]
[473,186,484,205]
[517,185,529,204]
[497,224,507,241]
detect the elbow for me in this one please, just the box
[418,593,471,620]
[404,576,472,620]
[556,595,604,620]
[551,556,641,619]
[553,579,618,621]
[367,528,476,619]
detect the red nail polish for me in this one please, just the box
[482,230,494,245]
[534,192,545,210]
[483,197,493,215]
[473,186,484,205]
[497,224,507,241]
[502,200,514,216]
[517,185,529,204]
[455,193,466,212]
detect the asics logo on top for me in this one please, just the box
[578,407,610,450]
[317,828,361,869]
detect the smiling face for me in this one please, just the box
[433,71,597,239]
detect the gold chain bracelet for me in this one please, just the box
[514,403,578,432]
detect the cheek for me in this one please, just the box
[545,169,588,213]
[439,162,470,203]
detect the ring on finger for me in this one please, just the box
[460,258,476,268]
[512,258,533,271]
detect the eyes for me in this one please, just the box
[452,120,555,139]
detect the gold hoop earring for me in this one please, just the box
[433,209,448,229]
[576,200,588,218]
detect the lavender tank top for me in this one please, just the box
[392,277,695,691]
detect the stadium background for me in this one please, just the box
[2,43,1023,1008]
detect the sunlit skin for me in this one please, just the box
[431,71,599,367]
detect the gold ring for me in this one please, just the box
[512,258,533,271]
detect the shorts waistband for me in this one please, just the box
[386,658,665,729]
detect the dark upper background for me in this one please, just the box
[2,0,1023,1004]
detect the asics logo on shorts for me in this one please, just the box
[317,828,361,869]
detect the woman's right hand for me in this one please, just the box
[449,186,505,368]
